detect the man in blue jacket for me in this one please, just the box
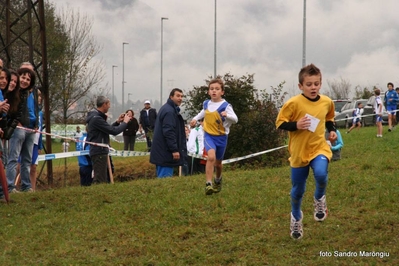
[150,88,187,178]
[86,96,130,184]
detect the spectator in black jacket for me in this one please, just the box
[86,96,130,184]
[139,100,157,151]
[123,109,139,151]
[150,89,187,178]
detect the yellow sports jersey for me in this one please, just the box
[276,94,335,167]
[204,108,226,135]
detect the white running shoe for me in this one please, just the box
[314,195,328,222]
[290,211,303,239]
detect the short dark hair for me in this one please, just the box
[374,89,381,95]
[169,88,183,97]
[387,82,394,88]
[298,63,322,85]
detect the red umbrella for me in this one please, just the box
[0,158,9,203]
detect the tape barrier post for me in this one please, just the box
[107,155,114,184]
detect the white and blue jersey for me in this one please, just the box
[352,108,363,124]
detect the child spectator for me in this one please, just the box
[62,139,70,152]
[187,120,205,175]
[346,102,363,133]
[325,125,343,161]
[76,127,92,186]
[374,89,383,137]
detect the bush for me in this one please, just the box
[185,74,288,168]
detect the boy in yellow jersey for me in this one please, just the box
[190,78,238,195]
[276,64,337,239]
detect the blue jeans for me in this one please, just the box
[6,128,35,191]
[290,155,329,221]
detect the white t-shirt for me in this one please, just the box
[374,96,382,114]
[192,100,238,135]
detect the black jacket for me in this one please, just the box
[123,117,139,136]
[139,108,157,128]
[8,88,39,129]
[86,109,127,156]
[149,98,187,167]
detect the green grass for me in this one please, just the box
[1,126,398,265]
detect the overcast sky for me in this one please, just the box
[58,0,399,108]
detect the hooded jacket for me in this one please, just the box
[86,109,127,156]
[150,98,187,167]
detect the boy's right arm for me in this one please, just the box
[278,116,311,131]
[190,110,205,127]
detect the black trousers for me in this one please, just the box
[91,154,109,184]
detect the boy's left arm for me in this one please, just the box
[325,119,337,141]
[222,105,238,123]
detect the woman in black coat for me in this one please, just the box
[123,109,139,151]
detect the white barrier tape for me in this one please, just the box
[334,112,376,122]
[16,126,112,150]
[38,149,150,161]
[109,134,147,143]
[188,145,289,164]
[38,145,289,165]
[334,108,399,123]
[109,150,150,157]
[38,150,90,161]
[222,145,288,164]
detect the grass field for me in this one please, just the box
[0,126,398,265]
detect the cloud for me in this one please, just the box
[57,0,399,106]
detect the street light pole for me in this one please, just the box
[302,0,306,67]
[122,42,129,111]
[112,65,117,110]
[214,0,217,78]
[161,17,168,105]
[128,93,132,109]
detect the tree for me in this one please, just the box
[354,85,373,99]
[184,73,288,168]
[326,77,351,99]
[0,1,105,123]
[51,8,105,124]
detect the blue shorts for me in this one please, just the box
[376,116,383,123]
[204,132,227,160]
[352,118,360,124]
[386,105,396,115]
